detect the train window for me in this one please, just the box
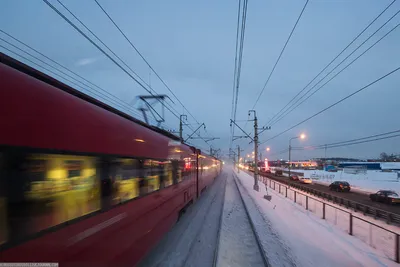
[66,160,82,178]
[182,158,193,180]
[6,153,100,242]
[163,161,173,187]
[110,158,140,204]
[171,160,179,184]
[177,160,184,182]
[143,160,160,193]
[0,152,6,245]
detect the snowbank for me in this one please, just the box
[234,167,399,267]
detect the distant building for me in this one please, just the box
[338,162,400,171]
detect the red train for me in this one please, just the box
[0,52,221,266]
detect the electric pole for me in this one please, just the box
[230,116,270,192]
[237,145,243,173]
[179,115,187,143]
[249,110,259,191]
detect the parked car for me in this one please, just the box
[370,190,400,204]
[329,181,351,192]
[290,175,299,181]
[275,170,283,176]
[299,178,312,184]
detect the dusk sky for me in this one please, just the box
[1,0,399,160]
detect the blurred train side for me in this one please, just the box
[0,53,221,266]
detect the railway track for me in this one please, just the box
[213,172,269,267]
[137,173,227,267]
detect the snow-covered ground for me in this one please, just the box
[235,167,400,267]
[277,168,400,194]
[216,174,265,267]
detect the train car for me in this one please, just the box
[0,53,221,266]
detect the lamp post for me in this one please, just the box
[288,134,306,178]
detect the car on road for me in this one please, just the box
[275,170,283,176]
[299,178,312,184]
[290,175,300,181]
[370,190,400,204]
[329,181,351,192]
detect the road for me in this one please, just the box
[250,170,400,216]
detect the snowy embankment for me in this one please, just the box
[275,167,400,194]
[234,167,399,267]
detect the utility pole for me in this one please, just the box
[230,117,270,192]
[179,115,187,143]
[237,145,244,173]
[288,142,292,178]
[249,110,259,191]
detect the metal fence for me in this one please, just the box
[259,176,400,263]
[260,171,400,225]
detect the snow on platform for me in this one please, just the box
[234,167,399,267]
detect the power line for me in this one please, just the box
[53,0,182,119]
[266,2,399,127]
[293,130,400,150]
[0,45,167,128]
[43,0,180,122]
[230,0,243,148]
[230,0,249,149]
[93,0,204,129]
[293,134,400,150]
[252,0,309,109]
[270,132,400,159]
[260,65,400,144]
[92,0,215,145]
[0,31,145,119]
[270,19,400,127]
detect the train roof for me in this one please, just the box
[0,52,181,142]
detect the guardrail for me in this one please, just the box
[258,174,400,263]
[257,171,400,225]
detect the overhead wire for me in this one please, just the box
[294,129,400,150]
[0,44,166,128]
[251,0,309,109]
[260,65,400,144]
[267,131,400,159]
[230,0,249,151]
[43,0,180,123]
[269,18,400,127]
[230,0,243,149]
[43,0,212,147]
[67,0,213,145]
[0,31,144,118]
[93,0,209,137]
[265,1,399,127]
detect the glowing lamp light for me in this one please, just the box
[300,134,306,139]
[134,139,145,143]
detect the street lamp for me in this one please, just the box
[289,133,306,178]
[266,147,270,151]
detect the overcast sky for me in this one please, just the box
[1,0,399,160]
